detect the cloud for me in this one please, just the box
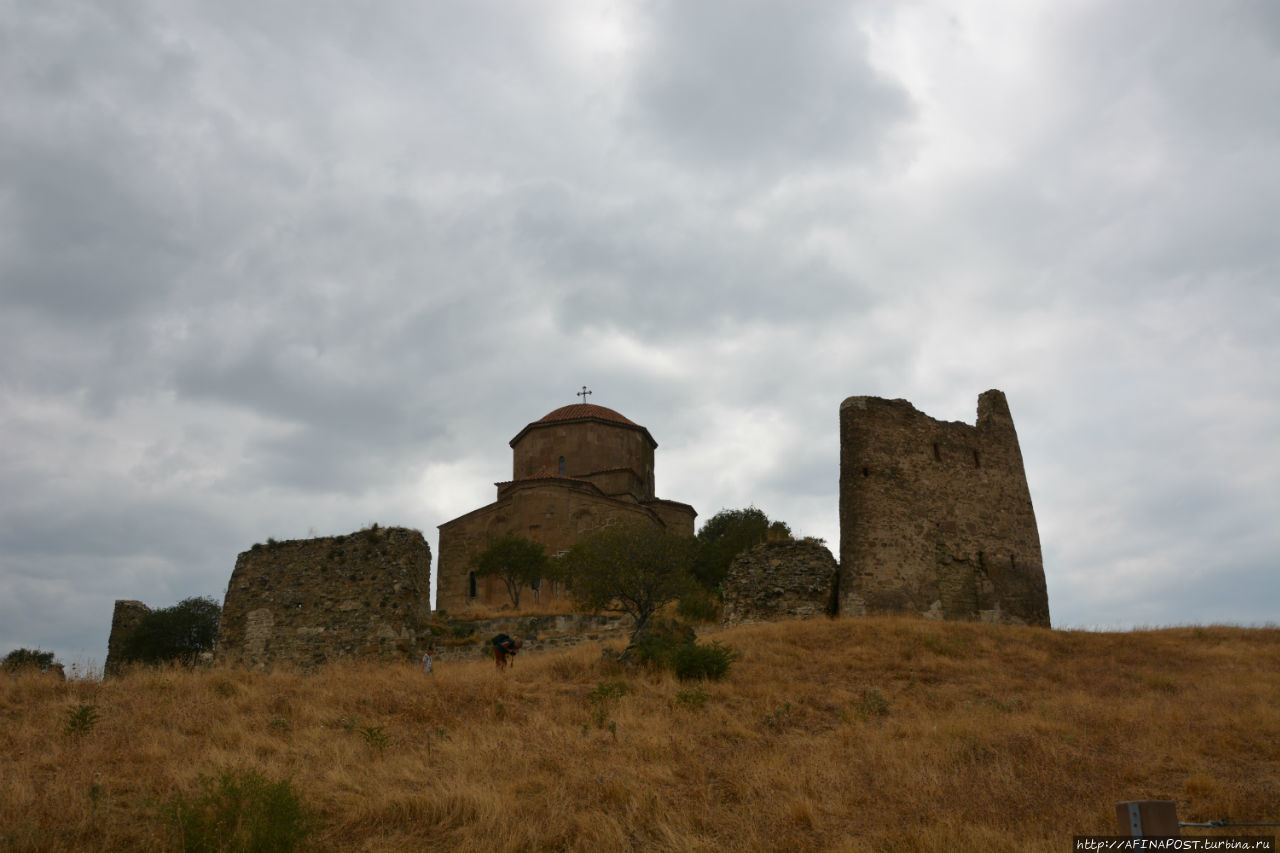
[1,0,1278,669]
[626,0,911,175]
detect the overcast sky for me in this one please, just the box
[3,1,1277,672]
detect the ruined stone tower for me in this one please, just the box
[839,390,1050,626]
[104,599,151,676]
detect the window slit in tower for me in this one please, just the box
[973,449,981,468]
[558,456,566,476]
[932,443,941,462]
[468,572,477,598]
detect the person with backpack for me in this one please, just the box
[492,633,522,669]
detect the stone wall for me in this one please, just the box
[839,390,1050,626]
[432,613,635,661]
[215,526,432,669]
[104,599,151,676]
[722,540,840,625]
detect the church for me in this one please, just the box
[436,397,697,610]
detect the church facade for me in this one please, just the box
[436,402,697,610]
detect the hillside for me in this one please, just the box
[3,617,1277,852]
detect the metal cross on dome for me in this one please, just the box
[577,386,592,404]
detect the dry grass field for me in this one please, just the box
[3,616,1278,852]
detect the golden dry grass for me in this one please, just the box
[3,616,1278,852]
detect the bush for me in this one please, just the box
[675,685,709,710]
[692,506,792,590]
[676,592,720,624]
[586,680,628,728]
[3,648,57,673]
[672,641,737,682]
[63,704,100,737]
[167,767,316,853]
[853,688,891,719]
[627,619,695,668]
[120,596,221,667]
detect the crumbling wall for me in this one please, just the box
[216,526,432,669]
[432,613,635,661]
[104,599,151,676]
[721,540,840,625]
[839,390,1050,627]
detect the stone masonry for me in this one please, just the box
[721,540,840,625]
[215,526,432,669]
[104,599,151,676]
[839,390,1050,626]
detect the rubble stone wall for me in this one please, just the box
[215,526,432,669]
[722,540,840,625]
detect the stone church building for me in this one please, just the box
[436,402,696,610]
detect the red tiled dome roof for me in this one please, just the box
[538,404,637,426]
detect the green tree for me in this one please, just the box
[692,506,792,590]
[562,524,697,639]
[2,648,57,673]
[470,535,554,609]
[120,596,221,666]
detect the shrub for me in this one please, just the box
[763,701,793,731]
[120,596,221,667]
[62,704,100,737]
[167,768,316,853]
[693,506,792,590]
[3,648,57,673]
[853,688,890,719]
[627,619,695,668]
[676,592,720,624]
[587,680,628,729]
[675,685,709,710]
[359,725,390,754]
[672,641,737,681]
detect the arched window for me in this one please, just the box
[558,456,566,475]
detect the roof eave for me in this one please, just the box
[509,416,658,449]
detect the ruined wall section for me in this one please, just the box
[839,390,1050,627]
[216,526,432,669]
[104,599,151,676]
[722,540,840,625]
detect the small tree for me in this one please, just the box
[692,506,792,590]
[120,596,221,666]
[470,535,553,609]
[562,524,697,639]
[3,648,57,673]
